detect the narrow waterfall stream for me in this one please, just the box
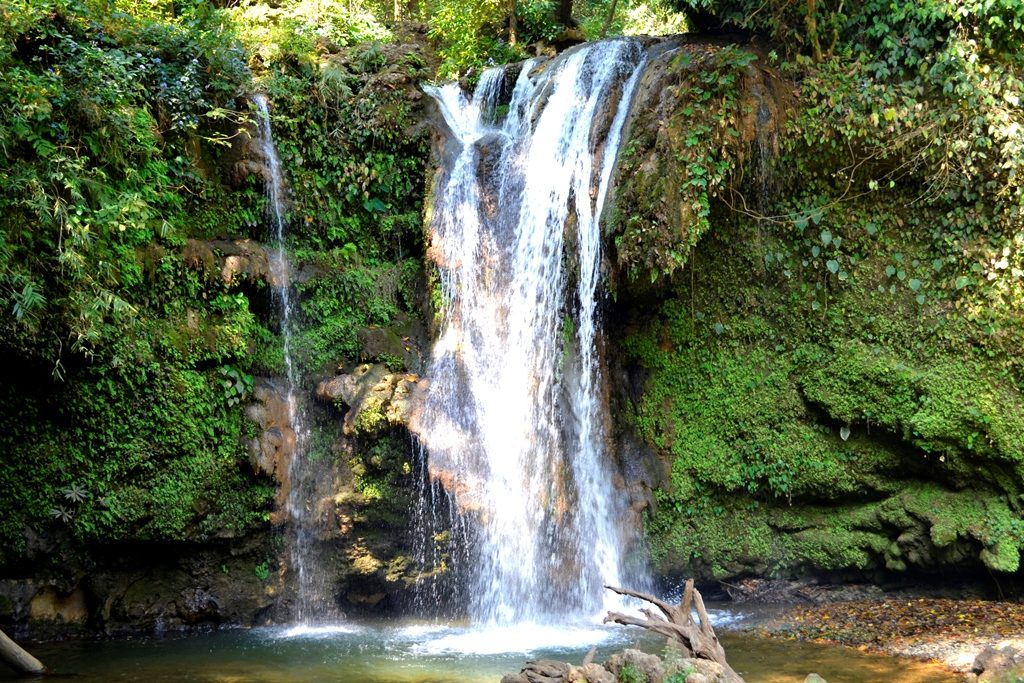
[253,95,332,624]
[417,39,649,624]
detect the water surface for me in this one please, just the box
[0,616,957,682]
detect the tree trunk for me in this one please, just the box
[509,0,518,46]
[555,0,573,28]
[604,581,745,683]
[0,629,45,676]
[600,0,619,37]
[806,0,823,62]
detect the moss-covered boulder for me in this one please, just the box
[610,38,1024,583]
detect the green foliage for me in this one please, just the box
[229,0,391,68]
[235,22,431,378]
[219,365,254,408]
[608,0,1024,580]
[622,187,1024,578]
[0,0,251,366]
[0,358,274,560]
[577,0,689,39]
[248,34,429,261]
[346,434,415,528]
[295,259,422,375]
[428,0,518,78]
[611,45,758,282]
[617,663,646,683]
[0,0,280,568]
[663,667,694,683]
[620,38,1024,573]
[516,0,564,43]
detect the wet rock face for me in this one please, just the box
[29,586,88,626]
[0,536,284,638]
[245,378,296,525]
[226,119,282,194]
[356,312,427,373]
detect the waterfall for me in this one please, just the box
[253,94,333,624]
[418,39,648,624]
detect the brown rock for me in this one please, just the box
[356,313,426,372]
[568,663,616,683]
[183,239,271,287]
[317,363,427,436]
[605,649,664,682]
[245,379,295,523]
[29,586,87,625]
[974,643,1024,682]
[522,660,571,683]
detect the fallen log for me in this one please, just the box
[0,628,45,675]
[604,580,744,683]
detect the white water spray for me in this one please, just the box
[418,40,649,624]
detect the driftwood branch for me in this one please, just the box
[0,628,45,676]
[604,581,744,683]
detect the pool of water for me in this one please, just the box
[0,612,958,682]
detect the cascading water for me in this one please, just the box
[253,95,333,624]
[417,39,649,625]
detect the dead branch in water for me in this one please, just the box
[0,628,45,676]
[604,580,745,683]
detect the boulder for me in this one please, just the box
[356,312,426,373]
[567,662,616,683]
[605,649,664,682]
[317,363,427,435]
[973,643,1024,682]
[678,659,724,681]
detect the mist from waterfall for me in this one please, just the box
[416,39,649,625]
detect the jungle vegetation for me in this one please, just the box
[0,0,1021,584]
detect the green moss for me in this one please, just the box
[626,310,903,505]
[796,342,922,430]
[621,177,1024,577]
[646,475,1024,577]
[799,346,1024,472]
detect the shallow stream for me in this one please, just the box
[0,611,957,682]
